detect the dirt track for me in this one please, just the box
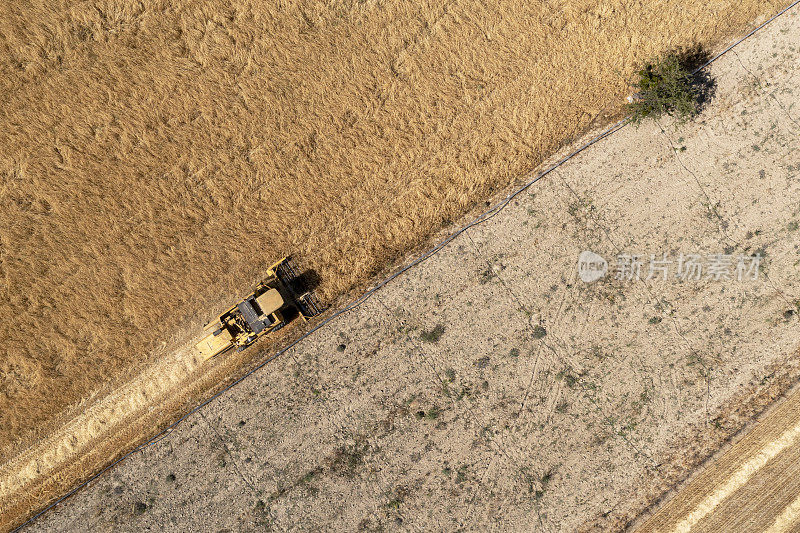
[21,7,800,531]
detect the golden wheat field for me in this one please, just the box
[0,0,787,526]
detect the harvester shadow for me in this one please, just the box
[281,268,323,323]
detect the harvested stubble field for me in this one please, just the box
[0,0,789,529]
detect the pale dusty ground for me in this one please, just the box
[28,8,800,533]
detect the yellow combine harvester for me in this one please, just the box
[196,257,321,361]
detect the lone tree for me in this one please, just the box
[627,51,707,125]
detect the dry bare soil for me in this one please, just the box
[21,5,800,532]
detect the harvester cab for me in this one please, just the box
[195,257,322,361]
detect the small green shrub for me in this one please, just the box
[420,324,445,343]
[627,53,700,125]
[329,441,368,477]
[386,498,401,510]
[424,406,440,420]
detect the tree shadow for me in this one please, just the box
[678,45,717,114]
